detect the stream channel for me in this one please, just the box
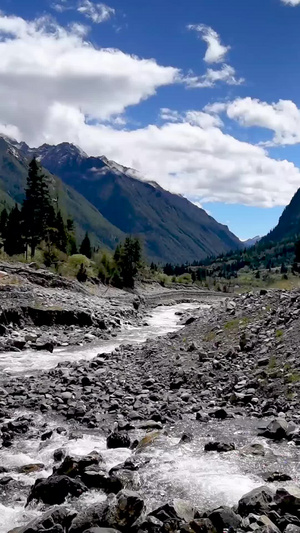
[0,302,299,532]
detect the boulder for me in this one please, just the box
[17,463,44,474]
[27,474,87,505]
[209,408,229,420]
[107,431,131,449]
[275,486,300,512]
[103,490,144,530]
[285,526,300,533]
[150,500,196,523]
[259,418,289,440]
[238,486,275,516]
[185,518,217,533]
[69,490,144,533]
[54,453,101,478]
[265,472,292,483]
[240,443,265,456]
[10,507,73,533]
[208,506,242,532]
[205,442,235,453]
[256,515,281,533]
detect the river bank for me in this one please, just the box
[1,280,300,533]
[0,261,223,354]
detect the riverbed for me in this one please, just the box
[1,302,299,532]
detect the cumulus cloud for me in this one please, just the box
[184,64,243,88]
[281,0,300,5]
[77,1,115,23]
[206,97,300,145]
[0,14,299,209]
[0,14,178,142]
[160,108,223,128]
[23,101,300,208]
[188,24,230,63]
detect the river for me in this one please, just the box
[0,302,299,532]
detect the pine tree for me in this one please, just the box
[115,236,142,288]
[79,232,92,259]
[0,208,8,246]
[22,158,56,257]
[4,205,24,256]
[54,210,68,252]
[66,218,77,255]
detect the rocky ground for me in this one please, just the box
[2,278,300,532]
[0,262,212,353]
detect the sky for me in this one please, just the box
[1,1,300,239]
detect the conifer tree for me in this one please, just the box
[0,208,8,246]
[4,205,24,256]
[67,218,77,255]
[54,210,68,253]
[115,236,142,288]
[22,158,56,257]
[79,232,92,259]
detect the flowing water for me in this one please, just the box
[0,302,299,532]
[0,302,207,376]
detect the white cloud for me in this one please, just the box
[281,0,300,5]
[0,14,299,209]
[26,102,300,209]
[184,64,243,88]
[0,14,178,142]
[78,1,115,23]
[160,108,223,128]
[51,2,70,13]
[188,24,230,63]
[206,97,300,145]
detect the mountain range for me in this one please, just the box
[263,188,300,245]
[0,135,243,263]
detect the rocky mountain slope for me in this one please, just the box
[243,235,261,248]
[0,137,124,249]
[263,187,300,243]
[20,141,242,263]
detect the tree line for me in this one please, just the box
[0,158,143,288]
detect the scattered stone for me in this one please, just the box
[27,474,87,505]
[238,486,275,516]
[107,432,131,449]
[205,442,235,453]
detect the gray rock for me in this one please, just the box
[285,526,300,533]
[238,486,275,516]
[259,418,289,440]
[275,486,300,511]
[27,474,87,505]
[69,490,144,533]
[208,506,242,533]
[107,431,131,449]
[205,442,235,453]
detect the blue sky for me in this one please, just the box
[1,0,300,239]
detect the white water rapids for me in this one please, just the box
[0,302,299,532]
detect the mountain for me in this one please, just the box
[0,137,124,249]
[243,236,261,248]
[22,141,242,263]
[263,188,300,244]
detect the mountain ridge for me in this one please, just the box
[0,135,242,262]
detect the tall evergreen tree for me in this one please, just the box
[79,232,92,259]
[4,205,24,256]
[115,236,142,288]
[54,210,68,252]
[22,158,56,257]
[0,208,8,246]
[66,218,77,255]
